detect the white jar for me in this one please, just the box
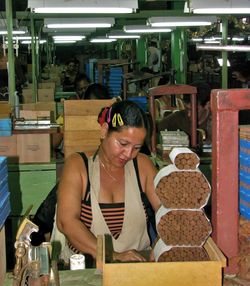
[70,254,85,270]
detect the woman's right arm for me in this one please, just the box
[56,153,97,258]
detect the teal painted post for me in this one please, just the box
[6,0,15,106]
[136,37,146,69]
[222,17,228,89]
[31,14,37,102]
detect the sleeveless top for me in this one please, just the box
[77,153,150,253]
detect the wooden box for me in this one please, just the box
[38,82,56,90]
[20,102,56,121]
[63,99,115,158]
[0,102,11,118]
[22,88,34,103]
[38,88,55,102]
[97,235,226,286]
[16,134,51,163]
[19,110,51,120]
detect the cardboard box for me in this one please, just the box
[17,133,51,163]
[38,88,55,102]
[97,235,226,286]
[0,102,11,118]
[0,135,18,161]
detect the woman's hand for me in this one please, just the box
[113,250,147,262]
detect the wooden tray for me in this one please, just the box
[96,235,226,286]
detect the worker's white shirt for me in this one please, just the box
[148,46,161,73]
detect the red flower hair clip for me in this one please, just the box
[98,107,109,126]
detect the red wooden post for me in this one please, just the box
[211,88,250,274]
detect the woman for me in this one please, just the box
[57,100,161,262]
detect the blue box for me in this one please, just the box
[240,202,250,220]
[0,118,12,136]
[127,96,148,112]
[0,191,11,228]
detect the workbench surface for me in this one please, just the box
[4,269,102,286]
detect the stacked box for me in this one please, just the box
[0,118,12,136]
[239,137,250,220]
[0,156,11,229]
[153,147,212,262]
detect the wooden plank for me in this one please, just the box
[64,145,97,158]
[96,235,104,271]
[103,262,222,286]
[64,131,100,144]
[64,116,100,131]
[64,130,100,144]
[64,99,115,116]
[0,226,6,286]
[204,237,227,267]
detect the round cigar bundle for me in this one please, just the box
[155,171,210,209]
[158,246,209,262]
[169,147,200,170]
[157,210,212,246]
[174,153,200,170]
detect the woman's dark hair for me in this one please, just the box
[98,100,150,135]
[84,83,110,100]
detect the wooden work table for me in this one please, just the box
[4,269,102,286]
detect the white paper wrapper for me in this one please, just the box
[153,238,171,262]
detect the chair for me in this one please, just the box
[147,84,198,154]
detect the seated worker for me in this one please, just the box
[84,83,110,100]
[61,59,79,92]
[157,81,212,145]
[56,100,161,263]
[69,73,91,100]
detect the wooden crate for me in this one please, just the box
[97,235,226,286]
[63,99,115,158]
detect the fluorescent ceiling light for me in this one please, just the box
[21,40,46,44]
[191,38,203,42]
[109,34,140,39]
[232,36,244,42]
[90,38,117,43]
[44,18,115,29]
[0,27,27,35]
[148,16,217,27]
[53,36,85,40]
[108,30,140,39]
[217,58,230,67]
[28,0,138,14]
[186,0,250,14]
[54,40,77,44]
[196,44,250,52]
[124,25,171,33]
[43,27,95,35]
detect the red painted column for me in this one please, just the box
[211,89,250,274]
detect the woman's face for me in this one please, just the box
[102,127,147,167]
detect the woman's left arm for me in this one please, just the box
[137,153,161,212]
